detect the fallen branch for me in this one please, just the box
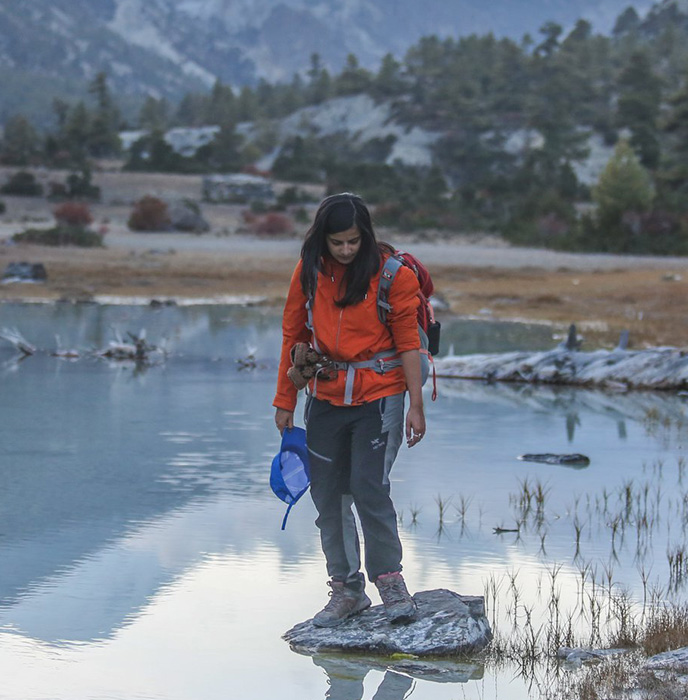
[434,326,688,391]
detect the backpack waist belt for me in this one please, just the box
[316,349,402,405]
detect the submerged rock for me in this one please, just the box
[557,646,633,667]
[518,453,590,466]
[283,589,492,657]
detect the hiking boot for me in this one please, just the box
[312,581,372,628]
[375,572,417,624]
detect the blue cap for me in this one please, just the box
[270,427,310,529]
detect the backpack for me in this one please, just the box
[270,426,311,530]
[377,251,441,399]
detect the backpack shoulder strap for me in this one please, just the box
[377,255,404,325]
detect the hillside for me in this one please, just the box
[0,0,658,124]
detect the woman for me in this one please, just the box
[273,192,425,627]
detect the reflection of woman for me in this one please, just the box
[273,193,425,627]
[312,655,414,700]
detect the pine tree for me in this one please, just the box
[372,53,406,98]
[594,139,654,235]
[206,81,237,125]
[139,97,170,131]
[1,115,40,165]
[64,102,90,164]
[307,53,333,105]
[334,54,373,96]
[87,72,121,157]
[613,7,640,36]
[658,72,688,210]
[616,51,662,169]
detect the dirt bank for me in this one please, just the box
[2,238,687,349]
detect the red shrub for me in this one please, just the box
[242,164,272,178]
[241,210,257,224]
[53,201,93,227]
[128,196,170,232]
[252,212,294,236]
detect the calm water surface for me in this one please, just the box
[1,303,686,700]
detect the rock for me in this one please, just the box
[2,261,47,282]
[434,345,688,391]
[643,646,688,674]
[557,646,632,667]
[168,200,210,233]
[283,589,492,657]
[518,453,590,466]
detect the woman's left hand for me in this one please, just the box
[405,404,426,448]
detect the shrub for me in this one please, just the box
[12,226,104,247]
[53,202,93,227]
[48,182,68,199]
[0,171,43,196]
[276,186,315,207]
[0,200,5,214]
[65,169,101,201]
[250,212,295,236]
[128,196,170,232]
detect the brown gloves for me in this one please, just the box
[287,342,337,390]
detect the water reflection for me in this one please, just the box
[1,303,687,699]
[307,652,484,699]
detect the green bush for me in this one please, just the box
[1,171,43,196]
[0,200,5,214]
[13,226,104,247]
[64,169,101,201]
[572,209,688,255]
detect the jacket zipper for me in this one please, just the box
[335,308,344,353]
[328,270,345,354]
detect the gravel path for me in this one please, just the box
[101,230,688,271]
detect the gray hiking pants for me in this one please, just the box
[305,393,405,590]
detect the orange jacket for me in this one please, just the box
[273,254,421,411]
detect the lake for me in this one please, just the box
[1,302,686,700]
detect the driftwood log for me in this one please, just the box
[434,325,688,392]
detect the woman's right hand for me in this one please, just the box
[275,408,294,434]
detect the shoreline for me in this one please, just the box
[2,238,688,349]
[1,165,687,349]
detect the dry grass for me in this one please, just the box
[642,604,688,656]
[3,243,688,348]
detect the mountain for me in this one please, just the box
[0,0,664,124]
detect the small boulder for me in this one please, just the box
[168,200,210,233]
[2,261,47,282]
[283,589,492,657]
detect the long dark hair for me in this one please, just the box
[300,192,391,307]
